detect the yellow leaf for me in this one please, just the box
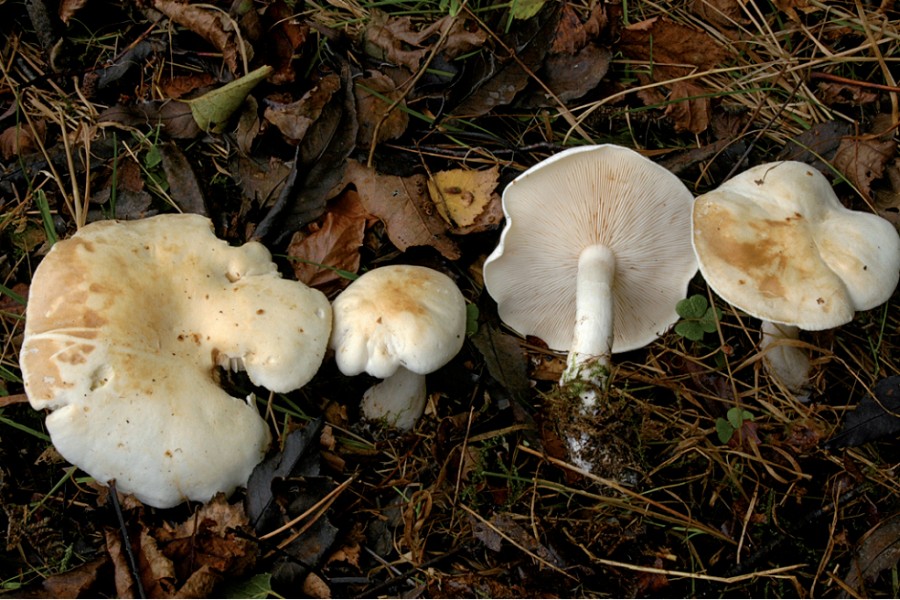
[427,166,499,228]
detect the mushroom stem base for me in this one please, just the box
[760,321,811,395]
[561,244,616,407]
[360,367,427,430]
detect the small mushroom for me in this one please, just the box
[483,144,697,402]
[329,265,467,430]
[20,214,332,508]
[692,161,900,393]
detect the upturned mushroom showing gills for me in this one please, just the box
[329,264,467,430]
[483,144,697,405]
[692,161,900,394]
[19,214,333,509]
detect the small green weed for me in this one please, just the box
[716,407,754,444]
[675,295,721,342]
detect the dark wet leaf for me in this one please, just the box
[471,324,530,406]
[83,39,166,95]
[447,5,560,119]
[13,556,110,599]
[843,513,900,597]
[827,376,900,449]
[253,63,358,244]
[220,572,274,599]
[98,101,201,139]
[246,418,324,533]
[158,142,208,216]
[777,120,852,170]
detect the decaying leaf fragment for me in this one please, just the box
[844,513,900,596]
[344,159,461,260]
[364,10,486,72]
[105,495,258,599]
[354,71,410,148]
[833,136,896,201]
[146,0,246,74]
[288,190,370,292]
[827,376,900,449]
[427,165,498,228]
[264,74,341,143]
[618,17,727,133]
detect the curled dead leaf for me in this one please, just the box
[263,74,341,143]
[148,0,246,74]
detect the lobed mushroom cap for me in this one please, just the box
[482,144,698,353]
[20,214,332,508]
[692,161,900,330]
[329,265,467,379]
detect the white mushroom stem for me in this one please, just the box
[561,244,616,407]
[360,366,427,431]
[759,321,811,394]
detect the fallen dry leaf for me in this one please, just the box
[665,80,711,134]
[0,120,46,159]
[59,0,89,24]
[619,17,728,81]
[364,11,486,72]
[260,1,310,85]
[691,0,750,29]
[773,0,819,21]
[104,495,257,599]
[777,120,853,170]
[844,513,900,596]
[354,71,410,148]
[551,2,607,54]
[147,0,244,74]
[427,165,498,228]
[450,7,560,118]
[39,556,109,598]
[526,43,611,105]
[816,81,879,106]
[159,142,208,216]
[875,158,900,227]
[264,74,341,143]
[833,136,896,200]
[288,190,370,292]
[98,101,201,139]
[345,159,460,260]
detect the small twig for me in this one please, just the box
[108,480,146,600]
[353,544,468,599]
[809,71,900,93]
[259,476,355,544]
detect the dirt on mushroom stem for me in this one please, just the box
[548,366,645,487]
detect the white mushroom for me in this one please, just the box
[482,144,697,404]
[692,161,900,393]
[19,214,333,508]
[329,265,467,430]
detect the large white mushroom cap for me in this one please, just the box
[692,161,900,330]
[20,214,332,508]
[482,144,698,354]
